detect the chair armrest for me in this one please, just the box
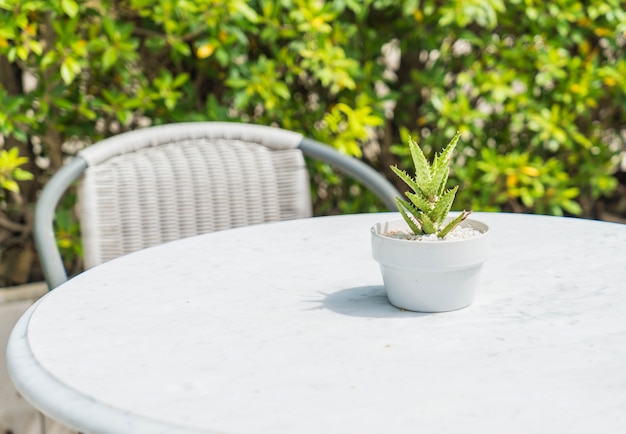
[298,137,400,211]
[34,157,88,290]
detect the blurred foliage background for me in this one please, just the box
[0,0,625,285]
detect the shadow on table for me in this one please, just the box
[320,285,432,318]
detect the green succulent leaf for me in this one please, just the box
[438,211,472,238]
[396,197,423,234]
[428,131,459,198]
[418,211,437,234]
[405,190,432,213]
[431,131,460,178]
[429,186,458,226]
[407,136,431,190]
[390,165,418,193]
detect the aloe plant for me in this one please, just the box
[391,131,471,238]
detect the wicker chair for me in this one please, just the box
[35,122,400,290]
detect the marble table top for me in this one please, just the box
[7,212,626,434]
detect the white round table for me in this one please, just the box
[7,212,626,434]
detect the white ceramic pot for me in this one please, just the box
[371,218,490,312]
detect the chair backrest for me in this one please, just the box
[35,122,400,289]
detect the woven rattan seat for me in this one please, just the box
[35,122,400,289]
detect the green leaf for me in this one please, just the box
[60,57,80,84]
[1,179,19,192]
[6,47,17,62]
[13,168,33,181]
[561,199,582,216]
[405,191,432,213]
[432,131,460,177]
[418,212,437,234]
[520,189,534,207]
[12,129,28,142]
[428,131,459,198]
[52,97,74,110]
[390,166,418,192]
[561,187,580,199]
[171,40,191,57]
[146,36,166,51]
[407,136,431,190]
[0,27,16,39]
[215,49,229,66]
[60,63,72,84]
[438,211,472,238]
[102,17,117,40]
[233,91,250,109]
[429,186,458,227]
[172,73,189,88]
[225,78,248,88]
[41,51,59,70]
[396,198,423,235]
[102,47,118,70]
[61,0,79,18]
[274,82,291,100]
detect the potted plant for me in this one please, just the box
[371,131,490,312]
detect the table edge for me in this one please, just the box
[6,296,220,434]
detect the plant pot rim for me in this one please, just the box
[371,217,489,244]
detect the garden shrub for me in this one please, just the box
[0,0,625,283]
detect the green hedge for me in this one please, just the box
[1,0,625,283]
